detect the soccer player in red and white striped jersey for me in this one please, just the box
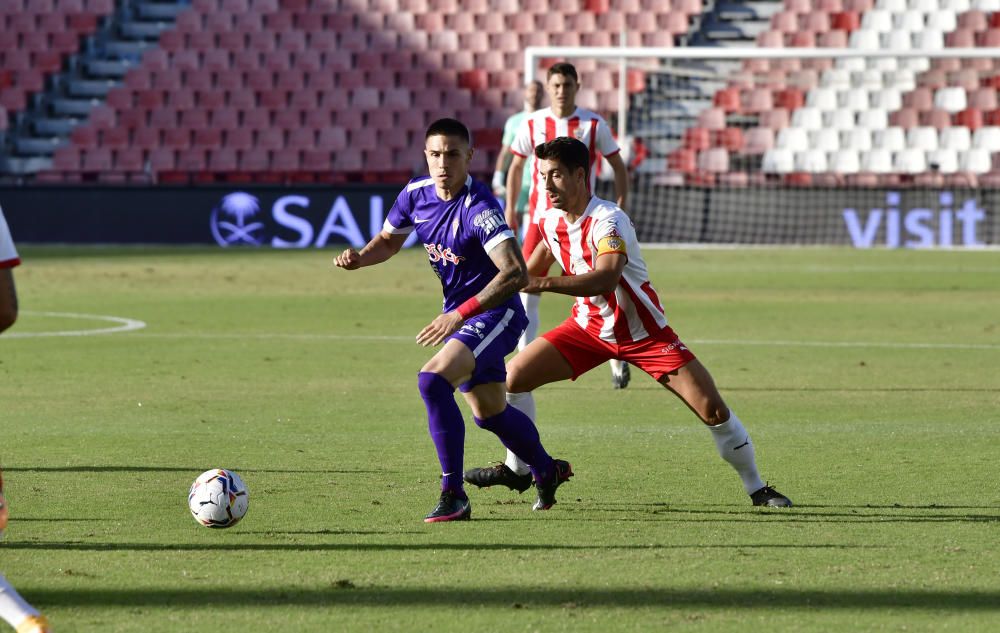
[0,205,21,334]
[0,207,51,633]
[465,138,792,508]
[505,62,632,391]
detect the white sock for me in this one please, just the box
[517,292,541,351]
[503,391,535,475]
[609,358,626,376]
[0,574,40,630]
[707,411,766,494]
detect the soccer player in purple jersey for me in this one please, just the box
[335,119,572,522]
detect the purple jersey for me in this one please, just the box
[383,175,523,314]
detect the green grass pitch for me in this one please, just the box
[1,245,999,632]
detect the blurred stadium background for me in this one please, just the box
[0,0,998,245]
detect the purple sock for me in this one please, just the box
[417,372,466,496]
[474,405,554,482]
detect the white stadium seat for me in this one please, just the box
[884,69,916,92]
[821,68,851,89]
[862,148,894,173]
[972,0,1000,9]
[926,10,957,31]
[972,126,1000,151]
[961,149,991,174]
[874,126,906,151]
[838,57,867,72]
[810,128,841,152]
[940,127,972,151]
[777,127,810,151]
[849,29,882,50]
[862,9,893,31]
[894,148,928,173]
[807,88,839,110]
[869,89,902,110]
[898,56,931,72]
[909,0,939,10]
[841,87,871,111]
[829,149,861,173]
[795,149,829,173]
[841,128,873,151]
[882,30,913,50]
[934,87,967,113]
[894,10,925,31]
[878,0,908,12]
[826,108,858,130]
[762,148,795,173]
[907,126,939,151]
[858,108,889,130]
[926,148,960,173]
[913,29,944,49]
[791,106,824,130]
[941,0,970,10]
[851,69,883,90]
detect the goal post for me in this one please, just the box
[522,46,1000,248]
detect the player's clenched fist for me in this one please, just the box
[334,248,361,270]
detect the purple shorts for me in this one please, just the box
[449,305,528,393]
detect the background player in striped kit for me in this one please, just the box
[505,62,633,390]
[335,119,571,521]
[0,206,52,633]
[466,138,792,508]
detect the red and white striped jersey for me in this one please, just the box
[0,206,20,269]
[509,106,620,224]
[537,196,668,344]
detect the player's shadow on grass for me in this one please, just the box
[2,466,380,474]
[4,542,882,553]
[560,505,1000,525]
[20,586,1000,611]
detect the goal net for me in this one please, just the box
[523,46,1000,248]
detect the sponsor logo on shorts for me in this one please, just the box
[660,341,688,354]
[460,320,487,339]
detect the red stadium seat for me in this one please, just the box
[682,127,711,151]
[955,108,985,130]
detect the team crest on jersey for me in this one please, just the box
[473,209,503,234]
[424,242,465,266]
[572,126,586,140]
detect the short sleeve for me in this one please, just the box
[383,188,415,235]
[509,116,533,158]
[469,204,515,253]
[595,118,621,157]
[592,212,628,258]
[0,207,20,268]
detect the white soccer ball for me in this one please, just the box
[188,469,249,528]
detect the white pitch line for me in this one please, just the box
[5,311,147,338]
[126,331,1000,351]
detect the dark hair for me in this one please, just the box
[534,137,589,181]
[425,118,471,145]
[547,62,578,83]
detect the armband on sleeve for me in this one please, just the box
[596,234,627,257]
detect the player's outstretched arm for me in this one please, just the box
[524,252,626,297]
[415,239,528,348]
[334,231,407,271]
[607,152,629,210]
[504,154,526,230]
[0,269,17,334]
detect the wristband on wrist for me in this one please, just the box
[456,296,483,319]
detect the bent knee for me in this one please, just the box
[702,402,730,426]
[0,308,16,334]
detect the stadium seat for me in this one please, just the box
[961,148,991,173]
[697,148,730,173]
[874,127,906,151]
[926,148,960,173]
[907,126,939,151]
[861,148,893,173]
[894,148,927,173]
[972,125,1000,150]
[841,128,873,151]
[795,149,828,173]
[741,127,774,155]
[810,128,841,152]
[791,107,823,130]
[776,127,810,152]
[955,108,985,130]
[829,149,861,173]
[762,148,795,173]
[934,87,967,113]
